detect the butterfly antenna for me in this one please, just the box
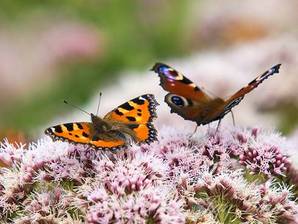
[96,92,102,116]
[63,100,90,116]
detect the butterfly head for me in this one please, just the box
[91,113,99,123]
[91,113,111,132]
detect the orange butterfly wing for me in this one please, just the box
[104,94,158,144]
[45,122,125,150]
[45,94,158,150]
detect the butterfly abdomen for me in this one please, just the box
[194,98,227,125]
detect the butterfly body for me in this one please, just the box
[152,63,281,126]
[88,113,137,142]
[45,94,158,151]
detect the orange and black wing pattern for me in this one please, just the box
[45,122,125,150]
[104,94,158,144]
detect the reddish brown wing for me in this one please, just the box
[222,64,281,114]
[163,93,221,124]
[151,63,213,103]
[152,62,281,126]
[152,63,225,124]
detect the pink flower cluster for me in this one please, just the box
[0,126,297,223]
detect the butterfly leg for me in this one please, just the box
[215,119,222,133]
[190,125,199,138]
[231,110,235,126]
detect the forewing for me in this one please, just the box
[45,122,125,150]
[151,63,213,103]
[224,64,281,111]
[45,122,92,144]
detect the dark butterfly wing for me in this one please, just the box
[164,93,226,125]
[151,63,213,103]
[152,62,227,124]
[153,62,281,126]
[221,64,281,116]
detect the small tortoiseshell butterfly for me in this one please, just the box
[151,63,281,128]
[45,94,158,151]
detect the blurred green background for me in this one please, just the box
[0,0,190,135]
[0,0,298,142]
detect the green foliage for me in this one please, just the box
[213,194,242,224]
[243,169,267,183]
[195,191,243,223]
[60,179,76,191]
[277,104,298,134]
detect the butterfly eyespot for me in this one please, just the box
[169,95,188,107]
[156,65,179,79]
[157,65,169,73]
[171,96,183,105]
[165,70,179,79]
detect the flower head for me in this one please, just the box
[0,126,297,223]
